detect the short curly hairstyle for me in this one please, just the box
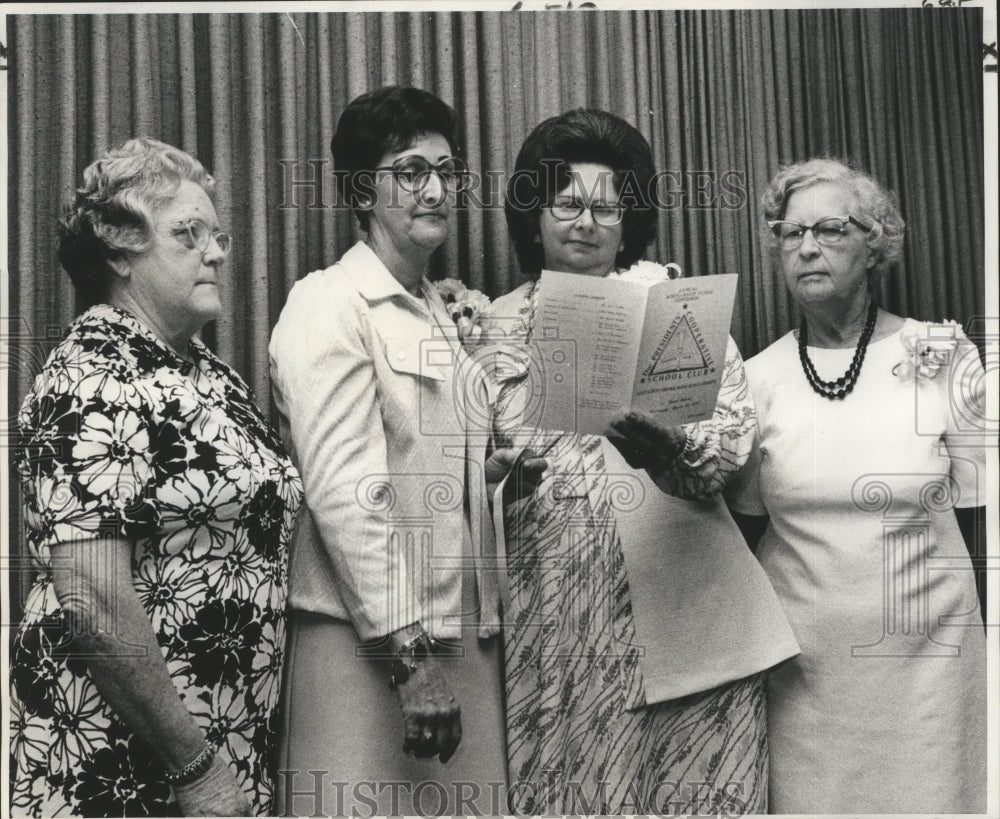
[505,109,657,279]
[761,157,905,292]
[330,86,460,232]
[57,137,216,307]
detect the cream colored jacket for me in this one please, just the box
[269,242,502,641]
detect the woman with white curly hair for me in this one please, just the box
[726,157,987,813]
[9,137,302,816]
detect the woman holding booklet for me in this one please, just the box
[482,109,798,814]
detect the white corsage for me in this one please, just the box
[434,278,493,343]
[613,260,684,284]
[893,320,964,381]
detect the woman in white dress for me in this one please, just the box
[726,158,987,813]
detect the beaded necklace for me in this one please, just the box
[798,300,878,400]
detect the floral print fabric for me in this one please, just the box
[484,282,766,814]
[9,304,302,817]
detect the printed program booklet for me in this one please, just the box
[527,269,739,435]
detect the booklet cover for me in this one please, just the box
[528,269,738,435]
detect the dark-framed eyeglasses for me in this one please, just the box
[767,215,871,250]
[158,219,232,256]
[548,197,624,227]
[373,155,472,193]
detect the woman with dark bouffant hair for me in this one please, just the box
[504,108,659,279]
[484,109,799,814]
[10,137,302,817]
[270,86,543,816]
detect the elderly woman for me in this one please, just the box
[726,158,987,813]
[270,86,538,817]
[484,109,799,815]
[9,138,303,816]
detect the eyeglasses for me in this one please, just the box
[767,215,871,250]
[158,219,232,256]
[373,156,472,192]
[548,197,624,227]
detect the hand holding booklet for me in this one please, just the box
[527,268,738,435]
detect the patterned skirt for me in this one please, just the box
[502,435,767,816]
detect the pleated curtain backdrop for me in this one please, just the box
[5,9,986,611]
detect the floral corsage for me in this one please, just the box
[612,260,684,284]
[893,319,964,381]
[434,278,492,343]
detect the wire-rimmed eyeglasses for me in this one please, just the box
[548,197,625,227]
[373,156,472,193]
[767,215,871,250]
[158,219,232,256]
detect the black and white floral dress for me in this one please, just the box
[9,304,303,817]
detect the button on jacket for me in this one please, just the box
[269,242,502,641]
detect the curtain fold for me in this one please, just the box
[7,6,986,407]
[6,9,987,613]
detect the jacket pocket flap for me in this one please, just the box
[383,336,449,381]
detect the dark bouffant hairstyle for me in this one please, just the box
[331,86,460,231]
[504,109,657,278]
[57,137,215,307]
